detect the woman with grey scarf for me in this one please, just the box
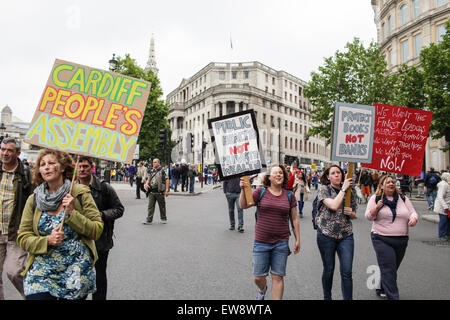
[17,149,103,300]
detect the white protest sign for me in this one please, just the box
[208,110,264,180]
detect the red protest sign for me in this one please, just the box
[362,103,432,177]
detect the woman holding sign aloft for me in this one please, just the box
[17,149,103,300]
[365,175,418,300]
[239,164,300,300]
[315,164,357,300]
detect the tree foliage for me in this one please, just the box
[115,54,171,162]
[303,38,396,145]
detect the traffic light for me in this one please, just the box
[190,133,194,149]
[158,129,167,148]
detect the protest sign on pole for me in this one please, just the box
[24,59,151,164]
[208,110,264,205]
[331,102,375,206]
[362,103,432,177]
[331,102,375,164]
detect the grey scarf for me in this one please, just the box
[34,179,71,212]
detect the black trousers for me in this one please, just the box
[93,249,110,300]
[136,177,143,199]
[371,233,408,300]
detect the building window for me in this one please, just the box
[244,71,249,79]
[272,89,276,95]
[401,39,409,63]
[388,48,394,67]
[413,33,422,58]
[399,4,408,26]
[382,22,385,41]
[272,77,275,85]
[436,0,447,7]
[412,0,420,18]
[232,71,237,79]
[219,71,225,80]
[437,23,446,43]
[263,113,266,124]
[387,15,392,36]
[265,74,269,82]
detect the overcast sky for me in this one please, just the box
[0,0,377,123]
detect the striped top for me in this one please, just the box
[253,187,297,244]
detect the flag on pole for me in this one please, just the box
[230,35,233,50]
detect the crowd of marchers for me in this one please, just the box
[1,135,448,300]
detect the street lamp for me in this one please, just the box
[109,54,118,72]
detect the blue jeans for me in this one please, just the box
[425,188,437,208]
[438,214,449,238]
[225,192,243,229]
[370,233,408,300]
[316,229,354,300]
[253,240,290,277]
[298,193,304,215]
[189,177,195,193]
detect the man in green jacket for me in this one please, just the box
[0,137,32,299]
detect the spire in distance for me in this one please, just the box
[145,32,159,75]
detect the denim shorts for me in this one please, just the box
[252,240,290,277]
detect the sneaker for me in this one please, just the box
[238,227,244,233]
[256,285,267,300]
[229,226,235,230]
[142,221,153,225]
[161,220,168,224]
[376,289,386,298]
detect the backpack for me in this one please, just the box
[255,187,295,233]
[311,185,331,230]
[428,174,439,188]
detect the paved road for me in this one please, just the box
[3,183,450,300]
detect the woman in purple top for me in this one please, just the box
[365,175,418,300]
[239,164,300,300]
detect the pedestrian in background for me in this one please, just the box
[315,164,357,300]
[0,137,32,300]
[365,175,418,300]
[372,171,379,193]
[415,171,425,198]
[188,164,197,194]
[181,161,188,192]
[293,171,308,218]
[143,159,169,225]
[434,172,450,241]
[425,168,441,210]
[239,164,300,300]
[223,177,244,232]
[128,162,136,187]
[135,161,146,199]
[77,157,124,300]
[359,170,372,203]
[17,149,103,300]
[173,163,181,192]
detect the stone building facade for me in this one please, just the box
[371,0,449,172]
[0,105,39,162]
[167,61,331,169]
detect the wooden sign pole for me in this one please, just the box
[59,157,79,229]
[345,162,354,208]
[242,176,254,206]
